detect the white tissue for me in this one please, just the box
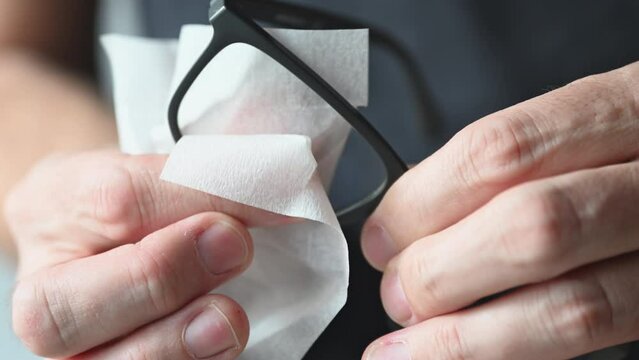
[103,25,368,359]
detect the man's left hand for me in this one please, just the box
[361,61,639,359]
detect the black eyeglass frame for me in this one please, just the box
[168,0,408,224]
[230,0,442,136]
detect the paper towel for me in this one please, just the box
[103,25,368,359]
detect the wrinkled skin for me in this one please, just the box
[361,62,639,360]
[5,151,290,359]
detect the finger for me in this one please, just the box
[381,161,639,325]
[365,251,639,360]
[7,151,292,261]
[119,153,292,229]
[361,61,639,269]
[12,212,252,358]
[72,295,248,360]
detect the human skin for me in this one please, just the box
[0,2,292,359]
[5,151,292,359]
[361,61,639,359]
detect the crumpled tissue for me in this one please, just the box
[102,25,368,359]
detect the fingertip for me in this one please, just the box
[209,295,250,350]
[380,267,415,327]
[178,212,255,265]
[77,294,252,360]
[361,219,397,271]
[201,212,255,268]
[183,295,249,360]
[363,335,412,360]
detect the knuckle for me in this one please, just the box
[537,278,614,346]
[617,66,639,121]
[567,71,637,128]
[431,321,471,360]
[12,276,72,357]
[399,247,444,317]
[379,168,427,222]
[497,186,580,274]
[457,115,541,188]
[89,164,143,241]
[567,73,610,93]
[126,243,182,314]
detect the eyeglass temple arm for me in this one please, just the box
[233,0,443,136]
[167,34,232,143]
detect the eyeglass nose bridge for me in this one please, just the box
[169,3,407,225]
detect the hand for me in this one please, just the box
[5,151,288,359]
[361,61,639,359]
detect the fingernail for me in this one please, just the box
[381,271,413,324]
[184,305,239,359]
[361,224,397,269]
[197,222,248,275]
[367,341,411,360]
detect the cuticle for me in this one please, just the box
[210,302,241,348]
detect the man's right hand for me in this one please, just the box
[4,150,289,360]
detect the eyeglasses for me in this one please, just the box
[168,0,439,224]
